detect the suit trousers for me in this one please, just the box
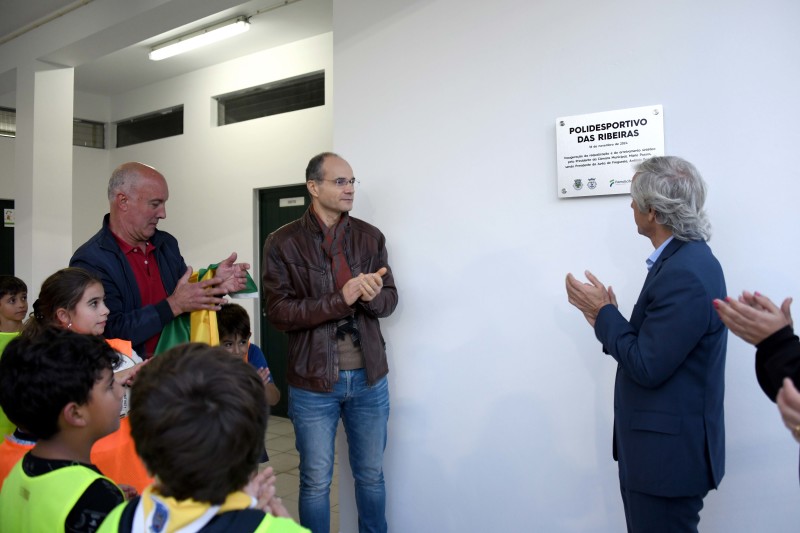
[620,483,706,533]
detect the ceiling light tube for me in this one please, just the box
[149,17,250,61]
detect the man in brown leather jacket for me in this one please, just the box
[262,152,397,533]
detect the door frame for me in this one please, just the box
[256,183,311,417]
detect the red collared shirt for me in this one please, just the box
[112,233,168,356]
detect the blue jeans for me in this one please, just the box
[289,370,390,533]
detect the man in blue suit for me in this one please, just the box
[566,156,727,533]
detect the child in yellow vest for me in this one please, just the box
[0,275,27,440]
[98,343,308,533]
[0,328,128,532]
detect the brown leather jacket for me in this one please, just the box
[262,208,398,392]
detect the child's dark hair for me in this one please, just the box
[129,343,267,504]
[0,275,27,299]
[22,267,101,339]
[217,303,251,339]
[0,327,119,440]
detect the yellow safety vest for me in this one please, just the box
[0,458,121,532]
[0,332,20,438]
[96,499,310,532]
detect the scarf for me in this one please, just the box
[311,205,353,291]
[310,206,361,345]
[131,485,256,533]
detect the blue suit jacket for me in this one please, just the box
[70,214,186,356]
[594,238,727,497]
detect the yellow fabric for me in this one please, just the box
[154,267,221,355]
[188,268,219,347]
[140,485,252,532]
[0,458,121,532]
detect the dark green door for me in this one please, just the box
[258,184,310,418]
[0,200,14,275]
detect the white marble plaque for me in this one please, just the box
[556,105,665,198]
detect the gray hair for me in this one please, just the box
[107,162,149,201]
[630,156,711,241]
[305,152,340,182]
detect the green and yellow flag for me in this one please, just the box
[154,265,257,355]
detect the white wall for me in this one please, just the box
[72,83,115,251]
[0,138,13,199]
[0,123,106,280]
[1,88,112,270]
[70,32,333,327]
[0,141,109,273]
[333,0,800,531]
[73,147,111,248]
[0,93,16,199]
[0,77,16,193]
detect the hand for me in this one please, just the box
[777,378,800,444]
[342,267,388,305]
[215,252,251,294]
[265,381,281,406]
[265,491,291,518]
[741,291,793,329]
[244,467,292,518]
[257,367,271,384]
[713,291,793,345]
[358,267,388,303]
[565,270,614,327]
[118,483,138,500]
[738,292,794,328]
[608,286,618,308]
[119,360,149,387]
[167,267,228,316]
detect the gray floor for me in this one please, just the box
[264,416,339,531]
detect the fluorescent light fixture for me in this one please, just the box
[149,17,250,61]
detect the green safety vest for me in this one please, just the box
[0,332,19,438]
[0,459,121,532]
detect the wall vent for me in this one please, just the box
[73,118,105,149]
[0,107,16,138]
[0,107,106,149]
[215,70,324,126]
[115,105,183,148]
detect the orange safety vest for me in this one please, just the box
[0,436,33,491]
[90,339,153,493]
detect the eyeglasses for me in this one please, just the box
[322,177,359,187]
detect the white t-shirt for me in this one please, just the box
[114,349,143,417]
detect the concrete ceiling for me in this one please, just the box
[0,0,332,96]
[0,0,80,42]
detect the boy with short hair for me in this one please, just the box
[99,343,307,532]
[0,275,27,333]
[218,303,280,406]
[0,328,126,532]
